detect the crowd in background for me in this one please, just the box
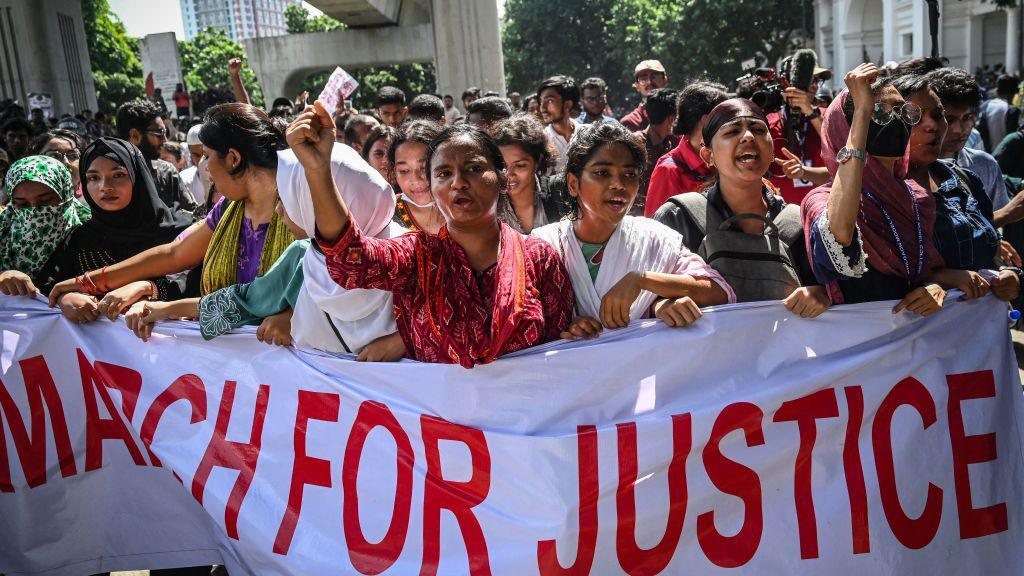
[3,38,1024,576]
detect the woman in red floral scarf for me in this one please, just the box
[288,101,574,368]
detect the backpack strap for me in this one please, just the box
[665,192,726,237]
[772,203,804,246]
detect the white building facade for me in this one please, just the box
[816,0,1021,78]
[180,0,301,42]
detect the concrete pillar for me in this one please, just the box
[882,0,894,63]
[430,0,506,101]
[1006,7,1020,74]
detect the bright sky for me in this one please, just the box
[108,1,502,39]
[108,0,186,38]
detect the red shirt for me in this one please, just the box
[173,91,190,107]
[320,221,574,367]
[620,104,648,132]
[643,139,714,217]
[767,109,825,205]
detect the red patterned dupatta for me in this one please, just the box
[417,222,533,368]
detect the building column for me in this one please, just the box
[1006,7,1021,74]
[882,0,895,63]
[430,0,506,100]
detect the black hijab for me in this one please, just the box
[77,137,193,258]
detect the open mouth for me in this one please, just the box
[736,151,759,166]
[605,197,629,211]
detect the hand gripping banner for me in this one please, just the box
[1,294,1023,575]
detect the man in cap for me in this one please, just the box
[178,123,209,211]
[620,60,669,132]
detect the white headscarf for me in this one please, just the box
[532,216,735,322]
[276,143,402,354]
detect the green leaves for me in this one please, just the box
[82,0,144,111]
[178,28,265,107]
[502,0,813,108]
[284,4,345,34]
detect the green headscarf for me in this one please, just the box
[0,155,91,279]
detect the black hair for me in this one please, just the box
[1,117,31,136]
[461,87,482,101]
[444,94,454,100]
[997,74,1021,97]
[467,96,514,127]
[115,99,162,139]
[892,57,944,79]
[675,81,728,136]
[493,113,554,174]
[645,88,679,125]
[537,75,580,112]
[408,94,445,122]
[891,74,932,99]
[388,120,442,184]
[427,122,506,176]
[580,77,607,93]
[361,123,399,162]
[925,67,981,110]
[199,103,285,176]
[342,114,379,145]
[563,122,647,218]
[161,141,183,162]
[376,86,406,107]
[29,129,84,154]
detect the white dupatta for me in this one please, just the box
[276,144,402,354]
[532,216,733,322]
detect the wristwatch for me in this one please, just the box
[808,108,822,121]
[836,147,867,164]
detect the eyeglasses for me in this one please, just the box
[44,149,81,162]
[145,128,169,138]
[871,102,923,126]
[583,96,606,103]
[635,72,666,84]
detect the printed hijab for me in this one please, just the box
[0,155,90,279]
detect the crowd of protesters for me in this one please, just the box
[2,43,1024,576]
[2,53,1023,360]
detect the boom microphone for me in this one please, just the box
[790,49,818,93]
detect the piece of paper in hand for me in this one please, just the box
[318,67,359,115]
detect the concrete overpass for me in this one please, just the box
[245,0,505,105]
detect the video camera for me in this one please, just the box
[735,63,787,113]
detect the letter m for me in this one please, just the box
[0,355,77,492]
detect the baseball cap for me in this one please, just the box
[186,124,203,146]
[634,60,666,76]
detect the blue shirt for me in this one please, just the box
[577,111,618,124]
[948,147,1010,211]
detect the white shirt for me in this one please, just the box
[544,118,581,174]
[985,98,1009,150]
[179,165,207,207]
[444,106,461,125]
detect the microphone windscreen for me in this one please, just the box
[790,49,818,92]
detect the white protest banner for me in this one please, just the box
[1,294,1023,575]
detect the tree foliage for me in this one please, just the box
[502,0,813,109]
[178,27,264,106]
[82,0,144,112]
[285,7,432,111]
[297,64,437,112]
[284,4,345,34]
